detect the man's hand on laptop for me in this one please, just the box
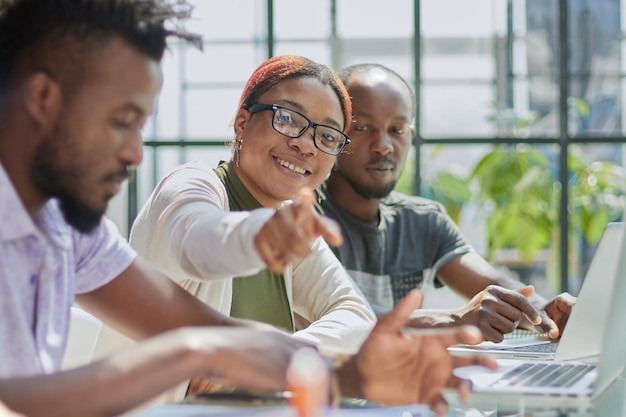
[534,292,577,339]
[450,285,544,343]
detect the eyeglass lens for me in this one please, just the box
[272,107,346,155]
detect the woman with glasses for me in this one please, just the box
[129,55,376,366]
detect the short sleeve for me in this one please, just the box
[73,217,136,294]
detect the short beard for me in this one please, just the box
[348,178,397,200]
[57,193,105,234]
[31,133,105,234]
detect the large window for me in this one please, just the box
[112,0,626,297]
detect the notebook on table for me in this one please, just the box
[444,220,626,412]
[448,222,624,360]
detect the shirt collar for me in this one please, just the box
[0,162,72,249]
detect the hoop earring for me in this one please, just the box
[233,138,243,167]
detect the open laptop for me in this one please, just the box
[448,222,624,360]
[444,220,626,412]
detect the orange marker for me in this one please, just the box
[287,348,330,417]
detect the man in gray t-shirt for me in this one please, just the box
[319,63,576,343]
[318,185,472,314]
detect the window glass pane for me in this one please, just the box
[135,147,158,209]
[335,38,414,73]
[136,147,185,208]
[107,182,129,237]
[567,0,622,136]
[185,88,242,139]
[421,84,495,137]
[421,0,500,37]
[146,47,183,139]
[568,143,626,292]
[274,0,331,39]
[414,143,626,297]
[147,46,264,141]
[421,52,494,80]
[274,42,332,65]
[346,61,413,92]
[183,146,234,168]
[417,145,493,260]
[419,0,565,140]
[416,143,562,298]
[341,54,413,81]
[508,77,560,138]
[185,45,267,84]
[522,1,561,137]
[337,0,413,38]
[184,0,266,40]
[420,0,502,138]
[136,146,233,208]
[152,43,271,141]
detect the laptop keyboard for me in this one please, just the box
[506,341,559,353]
[504,329,543,340]
[491,363,596,388]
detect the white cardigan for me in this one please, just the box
[129,160,376,352]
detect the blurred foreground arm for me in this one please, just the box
[0,257,311,417]
[0,327,305,417]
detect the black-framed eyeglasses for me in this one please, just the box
[248,103,351,156]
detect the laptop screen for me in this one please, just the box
[593,219,626,398]
[555,222,624,361]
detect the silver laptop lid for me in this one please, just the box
[448,222,623,361]
[592,220,626,400]
[554,222,624,361]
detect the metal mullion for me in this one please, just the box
[330,0,339,68]
[419,137,560,145]
[413,0,422,196]
[558,0,569,293]
[569,136,626,143]
[267,0,274,58]
[143,140,230,147]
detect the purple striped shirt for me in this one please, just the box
[0,163,136,377]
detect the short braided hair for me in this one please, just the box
[0,0,202,93]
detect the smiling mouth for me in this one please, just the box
[275,157,309,175]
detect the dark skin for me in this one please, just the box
[1,39,496,416]
[325,66,576,342]
[0,401,22,417]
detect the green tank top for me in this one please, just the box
[214,161,294,333]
